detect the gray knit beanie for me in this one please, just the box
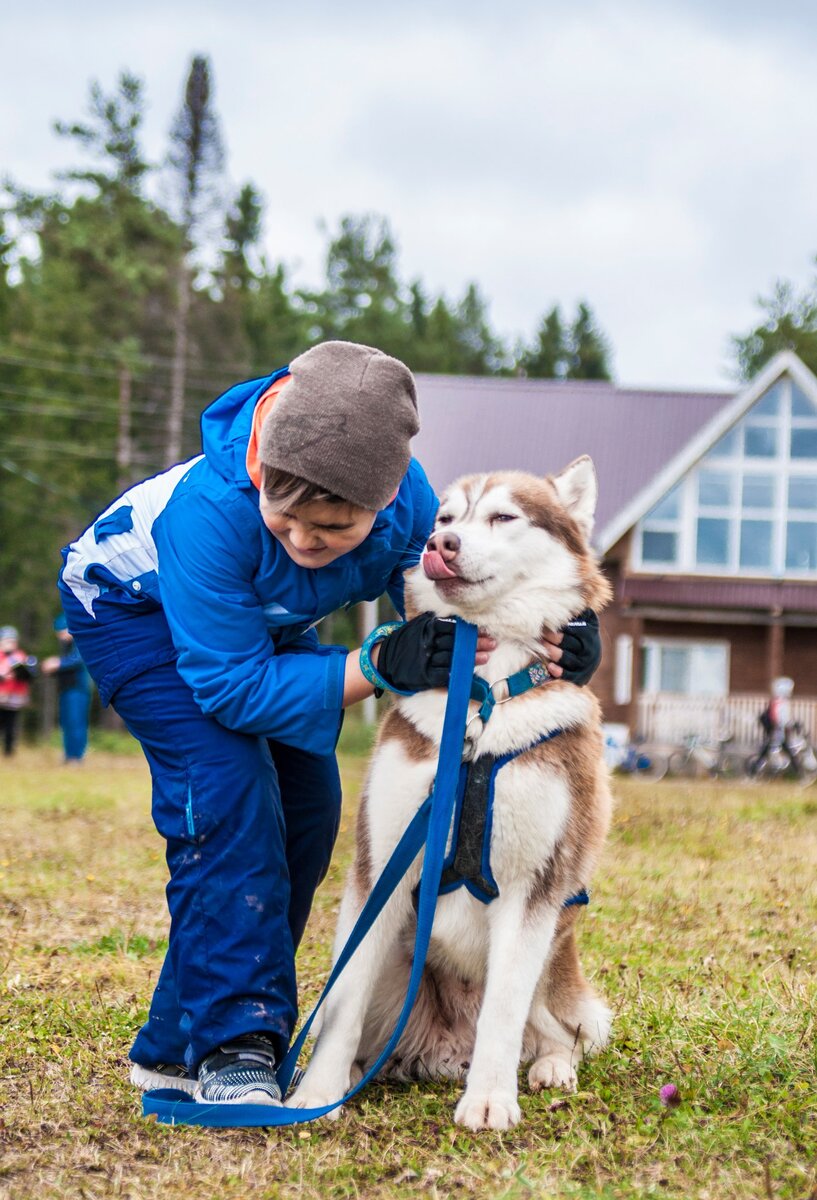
[258,341,420,510]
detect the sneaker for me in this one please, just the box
[129,1061,197,1096]
[194,1034,282,1105]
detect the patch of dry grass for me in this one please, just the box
[1,737,815,1200]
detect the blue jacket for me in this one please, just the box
[60,369,439,756]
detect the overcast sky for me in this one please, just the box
[4,0,817,389]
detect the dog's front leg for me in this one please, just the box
[286,875,415,1116]
[454,897,559,1131]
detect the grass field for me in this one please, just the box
[1,728,815,1200]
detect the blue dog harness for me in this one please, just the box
[142,628,587,1128]
[437,730,587,909]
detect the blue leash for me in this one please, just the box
[142,618,480,1127]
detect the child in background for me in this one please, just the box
[0,626,38,757]
[41,614,92,764]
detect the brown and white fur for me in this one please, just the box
[288,456,613,1130]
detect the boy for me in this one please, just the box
[59,341,600,1105]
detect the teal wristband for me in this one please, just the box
[359,621,415,696]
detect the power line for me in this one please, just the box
[0,382,158,418]
[3,436,154,463]
[0,399,118,423]
[5,331,274,379]
[0,457,74,498]
[0,351,237,398]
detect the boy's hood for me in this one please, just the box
[199,367,290,489]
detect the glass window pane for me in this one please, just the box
[690,645,728,696]
[788,476,817,510]
[711,427,739,458]
[742,474,775,508]
[739,520,773,569]
[696,517,730,565]
[645,484,681,522]
[642,530,678,562]
[790,427,817,459]
[791,383,816,417]
[659,647,688,693]
[786,522,817,570]
[752,383,782,417]
[698,470,732,507]
[744,426,777,458]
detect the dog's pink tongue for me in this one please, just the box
[422,550,459,580]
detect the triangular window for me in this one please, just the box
[634,374,817,575]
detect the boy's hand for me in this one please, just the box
[541,609,602,685]
[375,613,495,693]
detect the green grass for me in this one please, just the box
[0,742,815,1200]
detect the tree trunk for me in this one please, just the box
[166,262,190,467]
[116,364,133,490]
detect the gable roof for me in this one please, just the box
[594,350,817,552]
[411,351,817,554]
[412,375,732,549]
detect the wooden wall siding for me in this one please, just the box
[784,626,817,687]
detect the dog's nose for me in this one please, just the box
[427,531,461,560]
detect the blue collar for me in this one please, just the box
[470,660,552,725]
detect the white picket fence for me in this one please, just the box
[636,692,817,750]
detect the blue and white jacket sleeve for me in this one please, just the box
[154,489,347,757]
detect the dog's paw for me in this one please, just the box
[528,1054,578,1093]
[285,1080,346,1119]
[454,1089,521,1131]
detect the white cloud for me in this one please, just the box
[2,0,816,388]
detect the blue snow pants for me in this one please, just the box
[59,591,342,1072]
[60,687,90,761]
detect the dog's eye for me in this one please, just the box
[437,514,454,526]
[491,513,518,524]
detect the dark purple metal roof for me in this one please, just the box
[412,375,733,544]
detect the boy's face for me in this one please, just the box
[260,494,377,568]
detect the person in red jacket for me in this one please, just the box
[0,626,38,757]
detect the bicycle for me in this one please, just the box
[667,732,743,780]
[745,721,817,788]
[615,739,669,782]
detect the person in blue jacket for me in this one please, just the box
[41,614,92,764]
[58,341,601,1106]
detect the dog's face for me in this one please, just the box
[407,457,610,639]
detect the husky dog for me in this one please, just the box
[289,457,613,1130]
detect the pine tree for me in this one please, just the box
[165,55,225,466]
[565,302,612,380]
[733,278,817,379]
[518,306,567,378]
[303,215,412,357]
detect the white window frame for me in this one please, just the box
[632,376,817,579]
[641,637,730,697]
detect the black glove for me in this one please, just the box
[375,613,455,693]
[558,609,601,686]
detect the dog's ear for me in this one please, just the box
[551,456,597,538]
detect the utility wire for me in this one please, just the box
[0,352,234,397]
[0,456,74,498]
[4,331,273,378]
[0,382,161,418]
[3,436,158,463]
